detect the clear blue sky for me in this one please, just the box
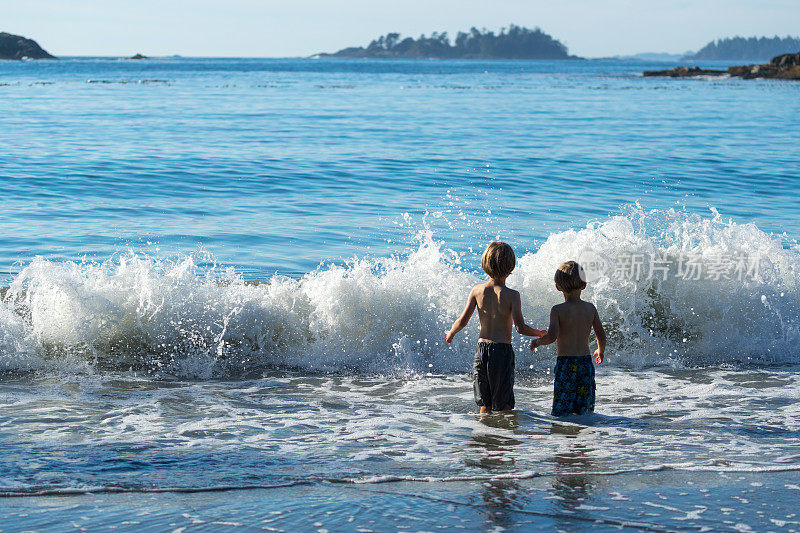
[3,0,798,57]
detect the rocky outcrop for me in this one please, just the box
[129,53,148,60]
[770,51,800,68]
[643,66,727,77]
[0,32,56,59]
[643,51,800,80]
[728,52,800,79]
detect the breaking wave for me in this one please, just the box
[1,207,798,376]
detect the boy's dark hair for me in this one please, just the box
[555,261,586,292]
[482,242,515,280]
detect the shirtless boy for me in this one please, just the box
[530,261,607,416]
[446,242,546,413]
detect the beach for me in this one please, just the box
[1,57,799,531]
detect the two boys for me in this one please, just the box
[446,242,606,416]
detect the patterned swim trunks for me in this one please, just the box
[552,355,595,417]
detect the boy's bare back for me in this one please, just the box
[473,281,516,344]
[446,279,544,345]
[549,299,601,357]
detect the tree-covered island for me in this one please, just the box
[317,25,579,59]
[686,36,800,61]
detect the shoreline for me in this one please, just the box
[3,471,798,530]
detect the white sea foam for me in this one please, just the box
[0,208,798,376]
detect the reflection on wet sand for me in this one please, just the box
[467,412,523,530]
[549,422,600,528]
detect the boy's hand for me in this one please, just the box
[530,338,538,351]
[535,329,547,337]
[445,330,455,343]
[594,349,604,364]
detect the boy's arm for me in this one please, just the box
[530,306,559,351]
[446,289,477,343]
[592,305,607,364]
[511,292,547,337]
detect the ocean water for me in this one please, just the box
[1,58,799,531]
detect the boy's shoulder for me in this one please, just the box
[469,282,486,295]
[552,299,596,313]
[468,283,483,300]
[470,282,519,302]
[502,285,520,296]
[497,284,520,302]
[471,281,518,294]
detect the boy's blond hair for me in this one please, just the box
[554,261,586,292]
[481,242,516,280]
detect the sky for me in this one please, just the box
[2,0,799,58]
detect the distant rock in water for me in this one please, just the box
[317,25,579,60]
[643,66,727,77]
[129,53,148,60]
[685,36,800,61]
[0,32,56,60]
[727,52,800,79]
[770,52,800,69]
[643,51,800,80]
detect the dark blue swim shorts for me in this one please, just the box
[552,355,595,417]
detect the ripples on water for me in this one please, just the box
[1,58,799,276]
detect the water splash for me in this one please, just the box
[1,208,798,376]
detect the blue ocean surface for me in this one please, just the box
[1,58,799,277]
[1,58,799,531]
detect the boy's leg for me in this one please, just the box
[486,344,515,412]
[573,356,596,414]
[473,344,491,413]
[552,357,575,417]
